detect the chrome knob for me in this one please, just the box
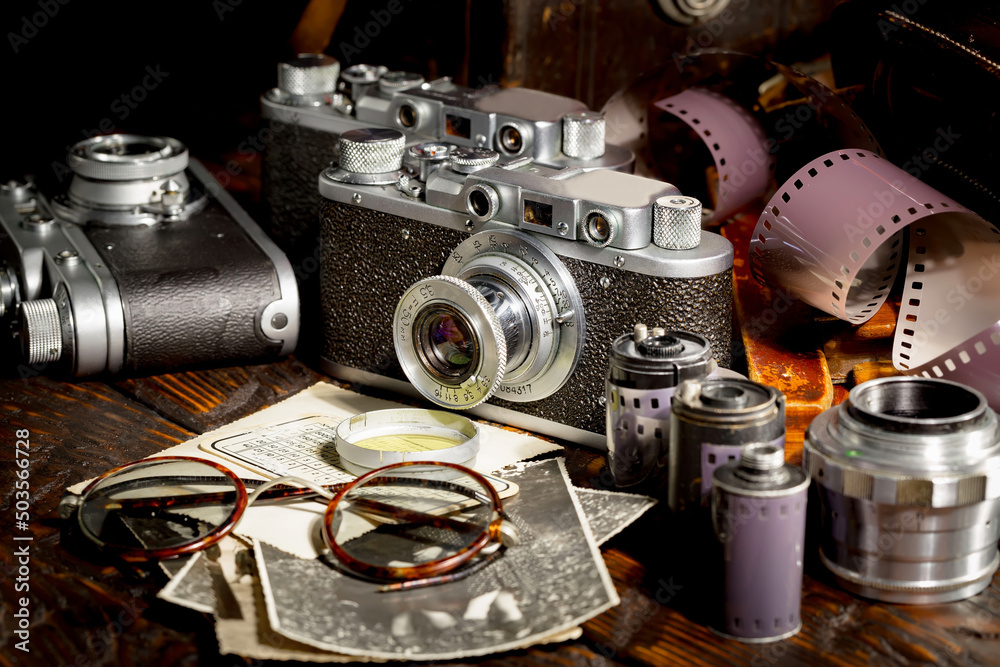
[278,54,340,96]
[378,71,424,94]
[20,299,62,364]
[449,147,499,174]
[338,128,405,174]
[562,111,606,159]
[653,195,702,250]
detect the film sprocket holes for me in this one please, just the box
[606,324,717,488]
[261,54,635,253]
[668,378,786,514]
[0,134,299,376]
[318,129,733,448]
[711,443,809,643]
[804,376,1000,604]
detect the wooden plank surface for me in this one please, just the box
[2,357,1000,666]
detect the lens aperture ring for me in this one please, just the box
[394,275,507,410]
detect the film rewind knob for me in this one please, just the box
[561,111,606,160]
[19,299,62,364]
[338,128,405,175]
[277,54,340,96]
[653,195,702,250]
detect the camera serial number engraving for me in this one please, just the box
[498,383,532,396]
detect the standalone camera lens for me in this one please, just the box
[415,306,479,381]
[805,377,1000,604]
[583,210,618,247]
[498,125,524,154]
[398,104,418,128]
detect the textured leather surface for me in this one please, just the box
[262,120,338,257]
[320,200,732,437]
[87,201,283,373]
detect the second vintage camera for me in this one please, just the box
[261,54,634,255]
[318,128,732,447]
[0,134,299,376]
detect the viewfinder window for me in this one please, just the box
[523,200,553,228]
[445,114,472,139]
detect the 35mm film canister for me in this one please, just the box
[669,378,786,514]
[606,326,716,488]
[712,442,809,643]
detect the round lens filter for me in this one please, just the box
[335,408,481,476]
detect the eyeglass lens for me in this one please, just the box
[326,465,495,570]
[78,459,242,553]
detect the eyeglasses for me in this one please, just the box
[60,456,519,591]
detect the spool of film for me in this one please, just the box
[747,148,1000,408]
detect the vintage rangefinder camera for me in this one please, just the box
[0,134,299,376]
[261,54,635,253]
[318,128,733,447]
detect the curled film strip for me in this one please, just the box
[653,88,775,222]
[748,149,1000,406]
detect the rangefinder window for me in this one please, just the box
[523,200,553,228]
[445,114,472,139]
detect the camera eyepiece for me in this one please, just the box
[496,123,526,156]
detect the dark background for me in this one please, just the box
[0,0,837,189]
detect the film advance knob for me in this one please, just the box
[278,54,340,96]
[653,195,702,250]
[19,299,63,364]
[562,111,606,159]
[338,128,405,175]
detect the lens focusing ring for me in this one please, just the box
[394,275,507,410]
[68,135,188,181]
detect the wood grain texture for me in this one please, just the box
[723,214,833,465]
[2,359,999,665]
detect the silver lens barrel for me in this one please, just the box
[68,135,188,181]
[669,378,786,513]
[394,230,585,411]
[805,376,1000,604]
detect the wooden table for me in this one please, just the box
[2,357,999,666]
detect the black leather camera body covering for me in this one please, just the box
[85,195,286,373]
[318,199,732,445]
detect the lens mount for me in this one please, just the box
[68,135,188,181]
[394,275,507,409]
[442,230,585,403]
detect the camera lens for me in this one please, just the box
[394,230,585,410]
[68,135,188,181]
[398,104,418,128]
[415,306,479,381]
[498,125,524,155]
[582,210,618,247]
[806,376,1000,604]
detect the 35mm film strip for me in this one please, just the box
[651,71,1000,408]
